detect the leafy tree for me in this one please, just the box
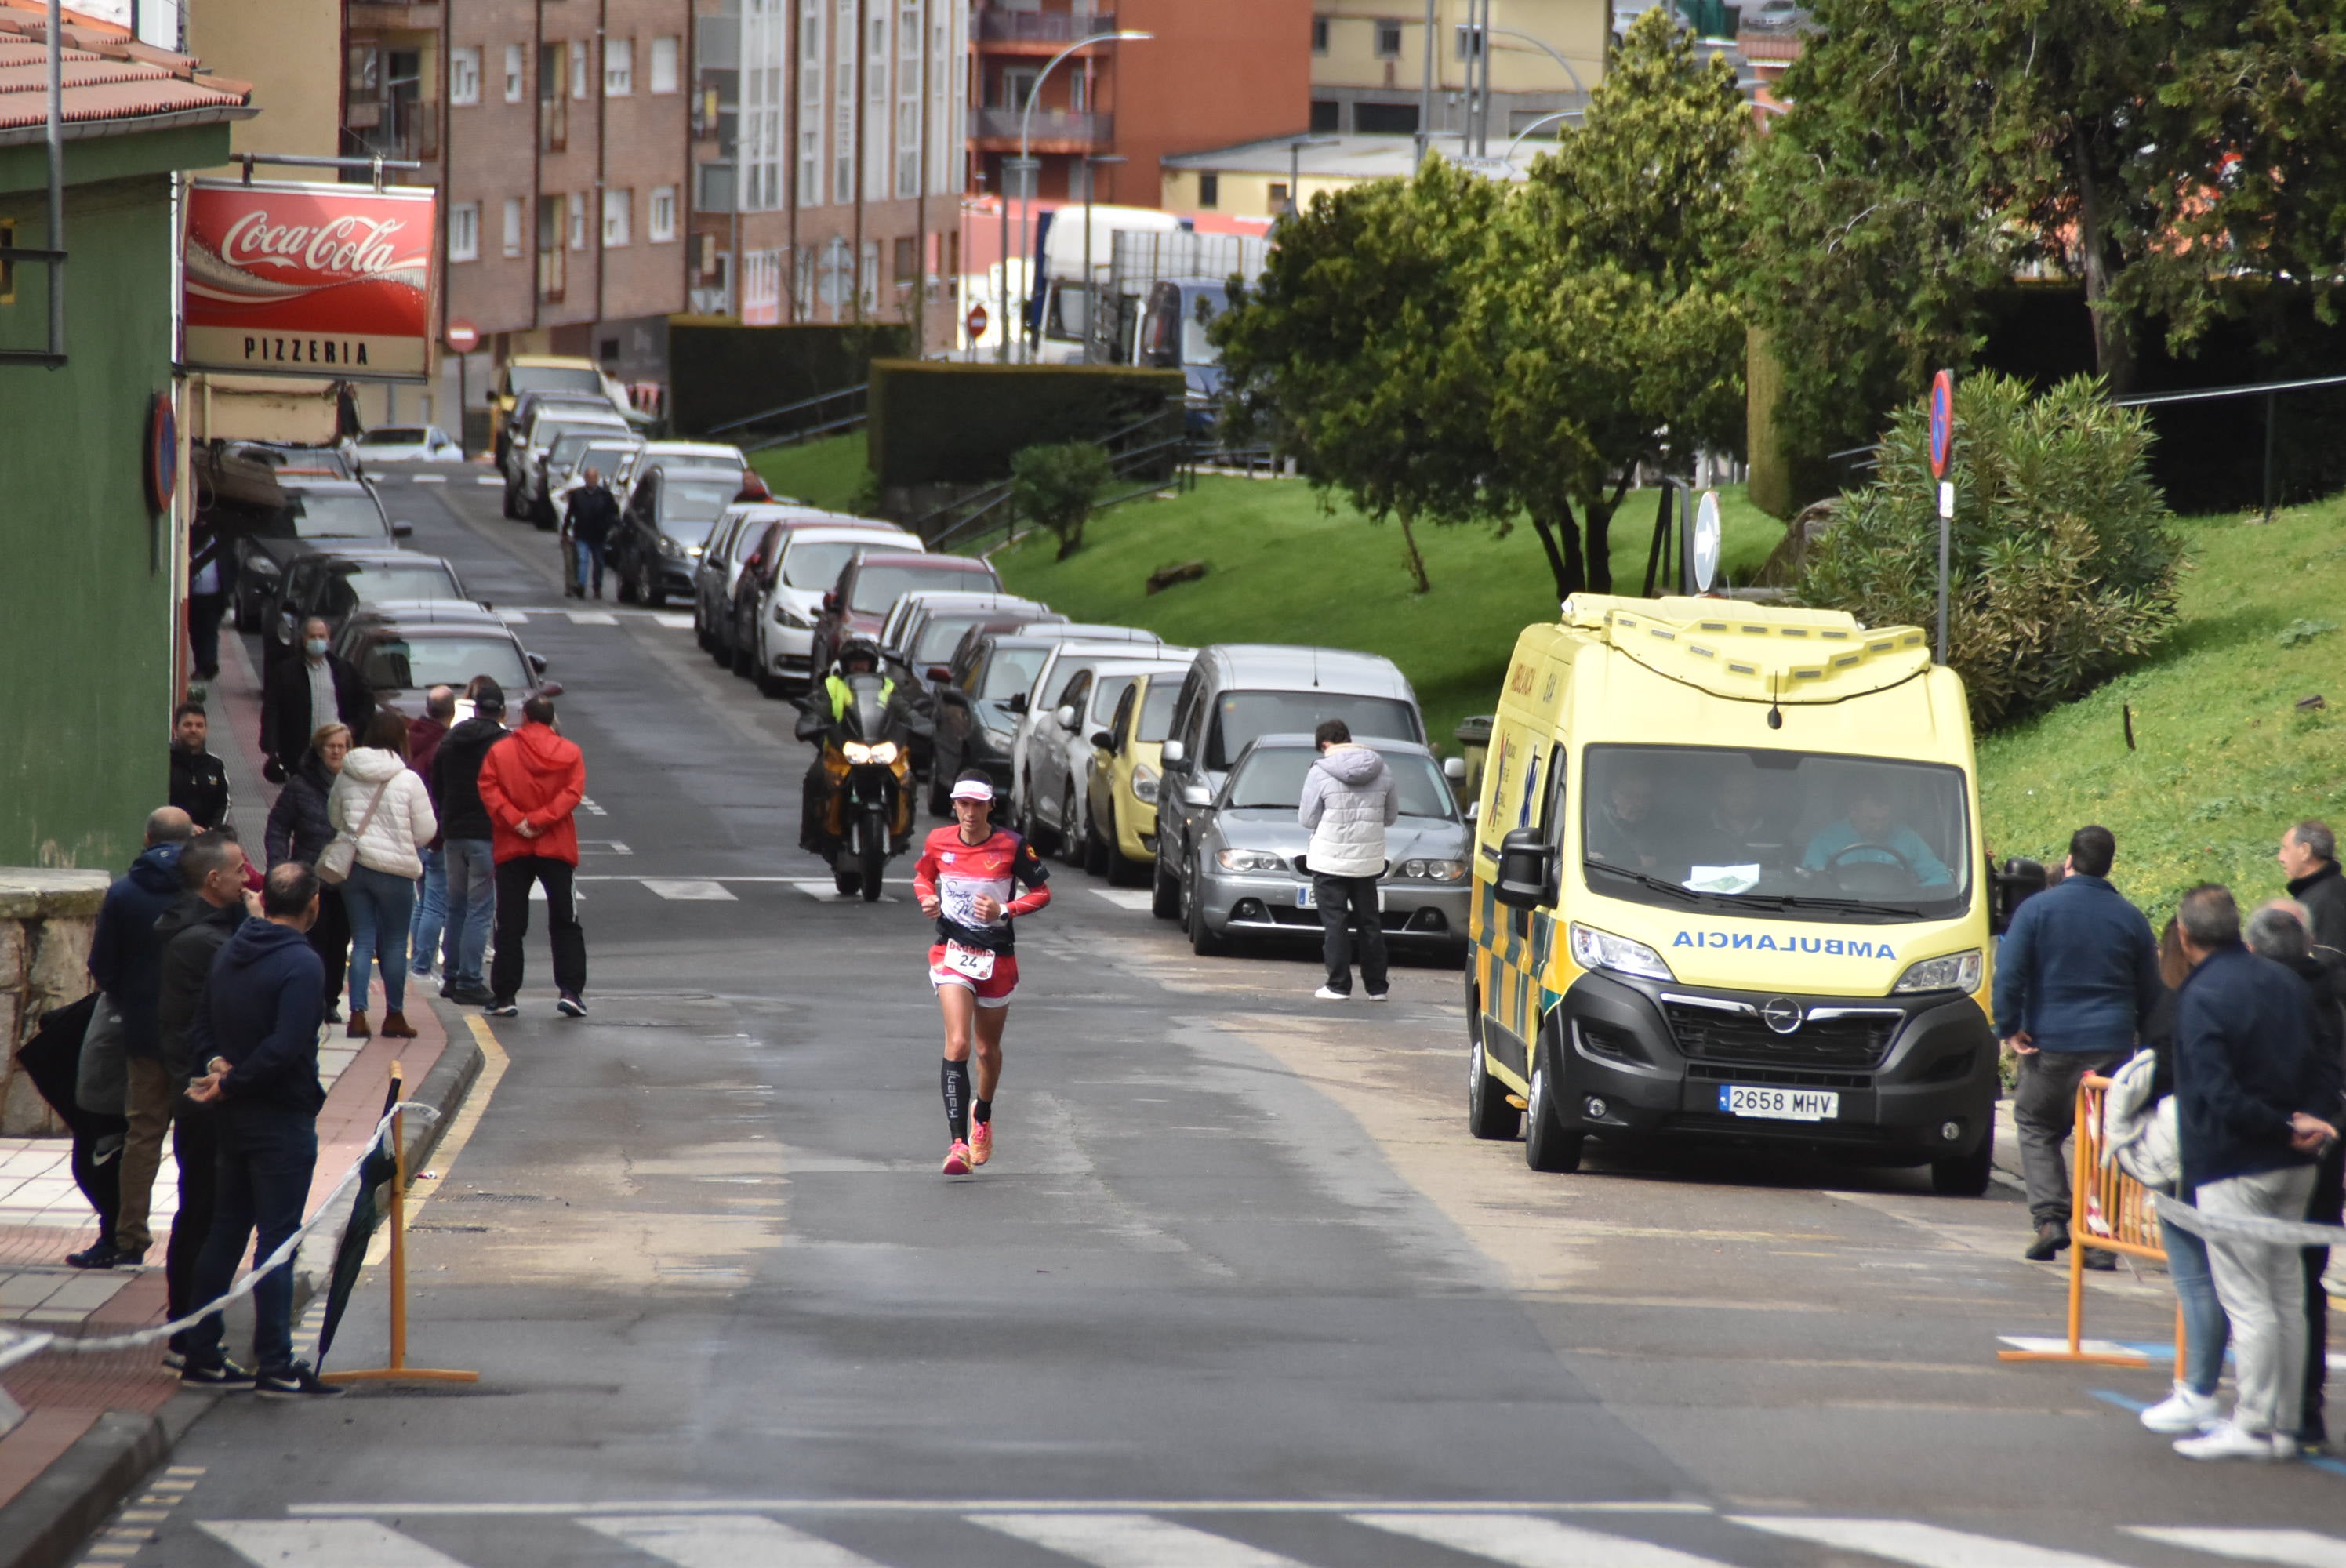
[1009,441,1113,561]
[1796,372,2182,729]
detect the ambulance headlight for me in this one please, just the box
[1894,949,1983,995]
[1567,923,1675,982]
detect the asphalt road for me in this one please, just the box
[107,463,2344,1568]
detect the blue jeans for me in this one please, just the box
[2161,1212,2231,1396]
[441,838,496,987]
[573,538,606,597]
[410,846,447,975]
[342,863,416,1014]
[184,1107,317,1375]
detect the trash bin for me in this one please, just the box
[1454,715,1494,811]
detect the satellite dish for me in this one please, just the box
[1692,490,1723,593]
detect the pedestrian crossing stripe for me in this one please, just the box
[1354,1512,1730,1568]
[1730,1517,2128,1568]
[638,879,736,902]
[202,1519,469,1565]
[976,1512,1306,1567]
[2126,1530,2346,1568]
[585,1514,889,1567]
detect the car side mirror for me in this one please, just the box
[1007,691,1028,714]
[1054,703,1077,730]
[1091,729,1113,750]
[927,665,951,683]
[1160,739,1186,767]
[1990,855,2049,935]
[1494,827,1556,910]
[537,680,565,698]
[822,591,838,612]
[391,521,415,539]
[1443,756,1468,783]
[526,652,549,676]
[1180,782,1212,807]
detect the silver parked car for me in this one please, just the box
[1178,733,1471,963]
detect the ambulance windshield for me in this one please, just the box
[1581,744,1970,924]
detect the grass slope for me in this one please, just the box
[1977,497,2346,922]
[748,432,870,513]
[993,475,1785,754]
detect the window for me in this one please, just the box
[448,201,480,262]
[1000,66,1037,113]
[1197,173,1219,209]
[605,37,633,96]
[604,188,632,246]
[1311,15,1328,53]
[569,193,586,250]
[503,43,525,102]
[539,43,567,149]
[537,196,565,299]
[650,35,680,93]
[1356,101,1419,134]
[895,101,920,197]
[1267,182,1288,212]
[860,239,878,312]
[450,45,481,105]
[800,0,824,210]
[893,235,915,287]
[1455,23,1484,58]
[1376,19,1403,57]
[570,39,586,100]
[502,198,524,257]
[649,186,677,242]
[800,129,821,209]
[1309,99,1340,132]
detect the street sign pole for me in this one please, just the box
[1928,368,1956,666]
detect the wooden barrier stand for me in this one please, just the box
[323,1063,479,1386]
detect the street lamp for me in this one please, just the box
[1502,108,1582,163]
[999,28,1152,363]
[1284,135,1338,219]
[1457,17,1591,158]
[1082,152,1126,364]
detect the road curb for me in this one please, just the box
[0,1032,487,1568]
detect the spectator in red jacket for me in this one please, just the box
[475,694,586,1018]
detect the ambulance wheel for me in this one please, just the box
[1468,1030,1521,1142]
[1523,1041,1582,1173]
[1930,1124,1995,1196]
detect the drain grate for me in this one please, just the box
[442,1192,547,1203]
[409,1224,491,1234]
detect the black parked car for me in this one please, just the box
[219,477,408,630]
[612,463,750,607]
[927,632,1066,815]
[263,547,470,653]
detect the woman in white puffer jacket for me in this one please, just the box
[330,710,439,1040]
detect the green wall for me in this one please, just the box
[0,174,177,870]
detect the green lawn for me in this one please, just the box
[748,432,870,513]
[1976,495,2346,923]
[992,475,1785,756]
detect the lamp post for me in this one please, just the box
[1284,135,1338,219]
[1502,107,1582,163]
[1458,18,1591,156]
[1005,28,1151,363]
[1082,152,1126,365]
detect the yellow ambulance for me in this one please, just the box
[1466,594,2010,1193]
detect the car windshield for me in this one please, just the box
[1226,746,1456,818]
[574,443,635,476]
[915,615,988,663]
[532,416,623,451]
[1136,681,1178,743]
[1091,675,1136,724]
[285,493,386,539]
[548,432,608,466]
[979,648,1050,701]
[1580,743,1973,922]
[851,562,993,614]
[783,540,870,590]
[345,563,460,604]
[358,428,426,446]
[1182,292,1223,368]
[361,635,529,692]
[510,365,605,395]
[1206,691,1418,769]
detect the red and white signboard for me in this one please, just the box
[183,179,438,381]
[445,319,480,354]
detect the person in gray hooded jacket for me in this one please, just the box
[1298,720,1398,1000]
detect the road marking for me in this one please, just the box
[643,879,739,902]
[1091,888,1155,912]
[474,474,501,485]
[583,1514,889,1566]
[1730,1517,2127,1568]
[409,473,446,484]
[200,1519,470,1565]
[579,839,634,855]
[287,1499,1717,1519]
[652,613,694,630]
[791,880,902,902]
[1351,1512,1730,1566]
[403,1016,511,1229]
[568,610,619,626]
[2127,1530,2346,1567]
[580,795,608,816]
[498,611,531,625]
[972,1512,1307,1567]
[525,880,583,902]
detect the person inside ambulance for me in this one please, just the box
[1800,777,1955,892]
[1585,768,1668,875]
[1697,769,1790,869]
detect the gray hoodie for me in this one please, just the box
[1298,744,1397,878]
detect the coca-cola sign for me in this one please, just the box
[183,179,437,380]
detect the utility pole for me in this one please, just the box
[1414,0,1435,165]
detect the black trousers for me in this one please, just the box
[2300,1135,2345,1442]
[307,886,349,1014]
[165,1102,220,1346]
[70,1123,124,1247]
[1313,872,1389,996]
[492,856,586,1002]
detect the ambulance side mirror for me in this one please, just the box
[1493,828,1555,910]
[1989,855,2049,935]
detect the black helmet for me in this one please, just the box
[837,637,882,673]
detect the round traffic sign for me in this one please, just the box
[1692,490,1723,593]
[1928,368,1955,478]
[965,303,990,341]
[445,318,480,354]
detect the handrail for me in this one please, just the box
[704,382,868,439]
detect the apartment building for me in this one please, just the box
[966,0,1310,210]
[687,0,970,348]
[1309,0,1605,141]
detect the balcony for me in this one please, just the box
[343,96,439,163]
[969,107,1111,149]
[976,9,1115,45]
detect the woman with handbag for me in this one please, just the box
[329,711,438,1040]
[265,723,352,1022]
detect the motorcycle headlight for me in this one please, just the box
[1400,858,1467,883]
[842,741,876,763]
[1567,922,1676,982]
[1894,949,1984,995]
[1131,763,1160,804]
[866,742,900,764]
[1216,848,1287,874]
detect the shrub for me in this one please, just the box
[1009,441,1113,561]
[1797,372,2181,729]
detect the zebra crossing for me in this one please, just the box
[489,605,695,631]
[167,1508,2346,1568]
[567,877,1147,907]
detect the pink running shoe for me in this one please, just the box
[970,1121,993,1167]
[941,1141,971,1175]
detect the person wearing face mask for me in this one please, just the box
[265,723,355,1023]
[261,618,369,785]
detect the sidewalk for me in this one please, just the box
[0,628,481,1568]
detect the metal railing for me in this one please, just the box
[977,9,1117,43]
[923,410,1189,553]
[703,382,870,452]
[344,97,438,164]
[969,107,1111,144]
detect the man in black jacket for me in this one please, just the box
[260,617,369,782]
[431,681,508,1004]
[564,467,619,601]
[2280,820,2346,973]
[151,832,254,1367]
[181,862,342,1399]
[167,704,231,830]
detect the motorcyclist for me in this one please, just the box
[797,638,925,856]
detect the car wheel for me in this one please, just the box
[1467,1007,1523,1142]
[1523,1034,1584,1174]
[1930,1124,1996,1197]
[1150,844,1182,920]
[928,765,950,818]
[645,580,666,608]
[1084,811,1112,879]
[1061,787,1088,866]
[1186,861,1227,956]
[501,480,519,520]
[1025,778,1057,855]
[617,563,639,604]
[754,648,787,699]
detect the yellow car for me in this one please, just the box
[490,354,635,459]
[1082,670,1182,883]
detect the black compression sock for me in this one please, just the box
[972,1098,992,1127]
[941,1058,971,1142]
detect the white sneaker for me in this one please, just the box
[1313,985,1350,1000]
[1364,990,1389,1003]
[2174,1421,2279,1461]
[2140,1383,2221,1434]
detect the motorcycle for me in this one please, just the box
[797,671,924,901]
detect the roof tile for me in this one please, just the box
[0,2,250,138]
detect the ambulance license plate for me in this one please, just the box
[1718,1084,1839,1121]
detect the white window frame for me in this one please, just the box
[799,0,825,209]
[503,43,525,103]
[649,35,681,93]
[603,187,632,247]
[501,197,524,258]
[571,39,588,100]
[649,185,678,242]
[569,193,586,250]
[605,36,634,96]
[449,46,481,106]
[448,201,480,261]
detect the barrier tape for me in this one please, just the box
[2152,1189,2346,1249]
[0,1101,440,1375]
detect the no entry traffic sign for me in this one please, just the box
[446,319,480,354]
[1928,368,1955,478]
[965,303,989,341]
